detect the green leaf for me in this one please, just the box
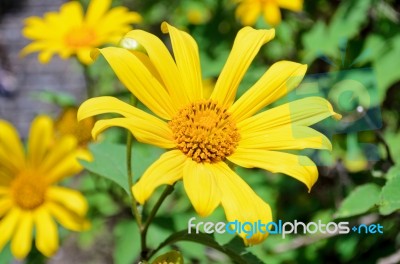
[335,183,381,218]
[374,36,400,100]
[81,141,164,196]
[302,0,372,63]
[113,219,141,264]
[81,142,131,195]
[150,230,264,264]
[151,250,183,264]
[223,236,264,264]
[379,167,400,215]
[0,244,13,264]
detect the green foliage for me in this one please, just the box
[151,250,184,264]
[80,141,164,196]
[302,0,372,63]
[114,220,141,264]
[80,142,131,195]
[151,230,263,264]
[335,183,381,218]
[379,166,400,215]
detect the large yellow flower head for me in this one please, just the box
[78,23,340,245]
[21,0,142,64]
[0,116,91,259]
[235,0,303,26]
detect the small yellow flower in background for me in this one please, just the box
[55,107,95,147]
[235,0,303,26]
[0,116,91,259]
[20,0,142,64]
[78,23,340,245]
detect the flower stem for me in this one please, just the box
[81,63,95,98]
[140,184,175,259]
[126,96,142,227]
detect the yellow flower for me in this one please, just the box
[0,116,91,259]
[55,107,95,147]
[20,0,142,64]
[78,23,340,245]
[235,0,303,26]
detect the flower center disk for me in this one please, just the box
[11,170,47,210]
[65,26,97,48]
[169,100,240,163]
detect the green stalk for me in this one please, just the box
[81,63,95,98]
[140,184,175,260]
[126,96,142,228]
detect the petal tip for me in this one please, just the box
[160,21,170,33]
[333,112,342,120]
[90,49,100,61]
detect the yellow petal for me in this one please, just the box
[213,162,272,245]
[47,186,88,217]
[235,1,261,26]
[76,48,93,65]
[123,29,188,109]
[183,160,221,217]
[92,117,175,149]
[239,125,332,151]
[97,7,141,35]
[38,51,54,64]
[78,97,175,148]
[28,116,54,168]
[230,61,307,122]
[11,211,33,260]
[263,2,282,26]
[161,22,203,101]
[0,120,25,170]
[0,148,20,178]
[20,42,48,57]
[34,207,59,257]
[132,150,186,204]
[277,0,303,11]
[46,202,90,232]
[45,149,91,184]
[0,170,13,185]
[0,208,21,253]
[40,135,78,174]
[228,148,318,191]
[238,97,342,133]
[210,27,275,109]
[85,0,111,25]
[0,198,12,218]
[59,1,83,27]
[96,47,176,119]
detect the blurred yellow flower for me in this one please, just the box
[55,107,95,147]
[78,23,340,245]
[235,0,303,26]
[21,0,142,64]
[0,116,91,259]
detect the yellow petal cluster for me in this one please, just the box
[0,116,91,259]
[235,0,303,26]
[21,0,142,64]
[78,23,340,245]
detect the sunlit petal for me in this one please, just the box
[211,27,275,108]
[213,162,272,245]
[132,150,186,204]
[230,61,307,122]
[228,148,318,191]
[183,160,221,217]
